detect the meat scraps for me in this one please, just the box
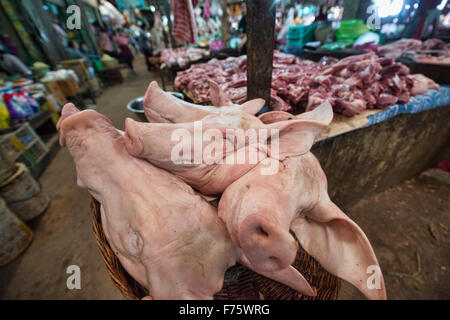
[160,47,209,68]
[175,51,439,117]
[379,38,450,65]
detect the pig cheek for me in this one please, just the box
[121,227,144,259]
[65,132,87,154]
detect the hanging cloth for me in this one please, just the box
[204,0,211,20]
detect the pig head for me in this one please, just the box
[58,103,238,299]
[219,102,387,299]
[143,80,265,123]
[123,101,333,195]
[58,104,319,299]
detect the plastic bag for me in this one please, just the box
[0,96,11,128]
[2,89,39,121]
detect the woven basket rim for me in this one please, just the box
[90,197,340,300]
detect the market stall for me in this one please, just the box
[72,0,447,301]
[166,0,450,242]
[1,0,450,305]
[171,50,450,209]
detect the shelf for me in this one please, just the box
[28,109,51,130]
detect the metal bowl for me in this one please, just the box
[126,92,184,122]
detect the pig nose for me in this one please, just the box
[57,103,80,130]
[238,214,297,272]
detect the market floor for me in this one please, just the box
[0,56,449,300]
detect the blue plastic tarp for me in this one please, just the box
[365,85,450,127]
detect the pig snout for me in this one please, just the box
[123,118,144,157]
[238,214,298,272]
[56,103,80,130]
[59,107,114,147]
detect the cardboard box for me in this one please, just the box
[45,94,61,113]
[102,59,119,70]
[88,78,101,92]
[42,81,67,105]
[57,76,80,97]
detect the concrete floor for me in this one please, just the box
[0,56,449,300]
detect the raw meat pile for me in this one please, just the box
[160,47,209,68]
[379,38,450,65]
[174,51,320,111]
[175,51,440,116]
[378,38,423,59]
[305,52,440,116]
[58,81,387,300]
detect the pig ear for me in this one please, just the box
[240,99,266,115]
[238,253,317,297]
[258,111,294,124]
[123,118,146,157]
[291,199,386,300]
[266,100,333,158]
[57,103,80,130]
[208,80,233,107]
[296,100,334,123]
[143,80,159,104]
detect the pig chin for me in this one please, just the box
[238,212,298,272]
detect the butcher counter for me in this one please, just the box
[182,85,450,210]
[312,85,450,210]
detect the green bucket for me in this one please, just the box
[93,60,104,72]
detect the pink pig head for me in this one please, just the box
[220,101,386,299]
[142,80,264,123]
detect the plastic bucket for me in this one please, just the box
[0,163,49,222]
[0,197,33,267]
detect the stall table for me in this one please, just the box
[313,86,450,210]
[303,48,366,61]
[181,85,450,210]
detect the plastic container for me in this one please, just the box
[0,123,49,167]
[0,97,11,129]
[127,92,185,122]
[0,163,49,222]
[93,60,104,72]
[287,24,317,47]
[336,20,369,45]
[283,45,304,57]
[18,138,49,168]
[31,66,50,78]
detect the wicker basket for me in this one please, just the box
[91,198,341,300]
